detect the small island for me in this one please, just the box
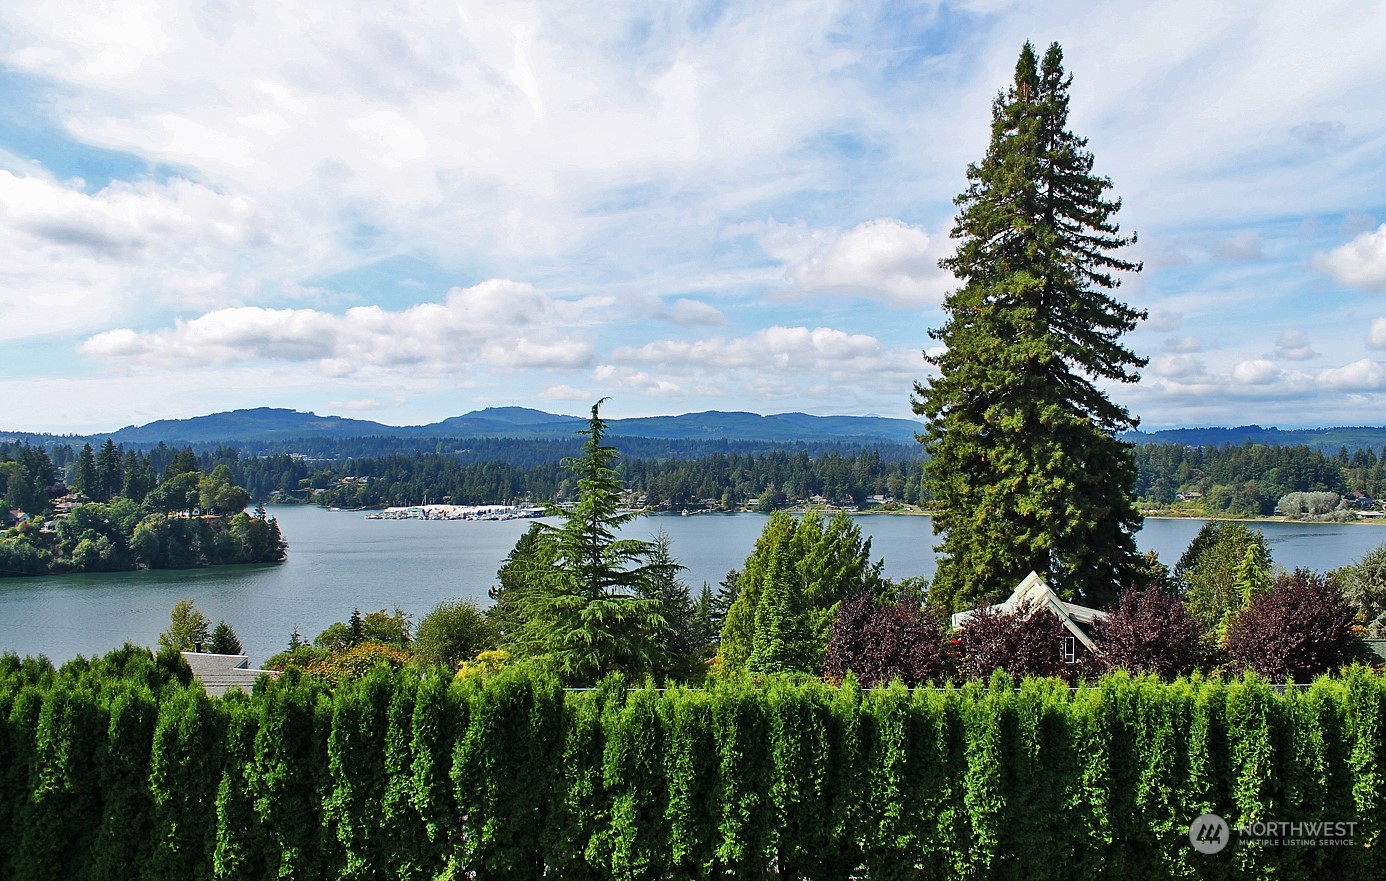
[1,440,285,577]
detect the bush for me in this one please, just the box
[412,600,496,671]
[1226,569,1361,681]
[1091,588,1202,678]
[953,599,1067,680]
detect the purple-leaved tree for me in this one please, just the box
[954,599,1067,680]
[1226,569,1361,682]
[823,591,950,686]
[1090,587,1202,678]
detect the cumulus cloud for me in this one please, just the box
[1233,359,1281,385]
[1368,318,1386,349]
[535,384,591,402]
[598,324,917,407]
[752,218,951,306]
[80,279,598,375]
[1317,358,1386,391]
[1318,224,1386,290]
[0,170,271,339]
[1274,329,1316,360]
[1162,336,1202,353]
[1143,309,1184,333]
[627,293,726,326]
[1150,354,1207,380]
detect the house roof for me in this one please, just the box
[950,571,1108,651]
[180,651,279,697]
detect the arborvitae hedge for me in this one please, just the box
[2,647,1385,879]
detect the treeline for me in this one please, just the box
[1133,441,1386,516]
[0,443,285,577]
[304,448,925,510]
[12,435,1386,518]
[2,650,1384,879]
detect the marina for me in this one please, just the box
[362,504,547,521]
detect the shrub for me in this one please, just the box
[1226,569,1361,681]
[1091,587,1202,678]
[823,591,950,686]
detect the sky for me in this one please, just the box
[3,1,1386,434]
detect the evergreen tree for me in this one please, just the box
[717,510,881,671]
[209,620,244,655]
[95,438,123,503]
[511,400,670,684]
[71,443,98,499]
[746,542,814,676]
[639,529,700,674]
[487,521,559,642]
[914,41,1147,611]
[1176,520,1273,643]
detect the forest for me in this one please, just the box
[0,441,286,577]
[6,435,1386,517]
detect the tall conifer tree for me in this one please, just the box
[914,42,1146,610]
[514,400,671,683]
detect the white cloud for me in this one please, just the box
[1318,224,1386,290]
[1151,354,1206,380]
[1162,336,1202,353]
[1274,329,1316,360]
[771,218,951,306]
[80,279,597,375]
[0,170,270,340]
[1215,231,1263,261]
[535,383,591,402]
[1368,318,1386,349]
[1317,358,1386,391]
[669,298,726,326]
[1143,309,1184,332]
[1233,359,1281,385]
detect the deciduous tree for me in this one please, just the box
[954,599,1067,680]
[158,599,211,651]
[823,590,950,686]
[914,42,1146,612]
[1090,587,1201,678]
[1226,569,1360,681]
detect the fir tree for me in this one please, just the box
[914,42,1147,611]
[71,443,98,500]
[95,438,123,503]
[512,400,670,684]
[209,620,244,655]
[745,542,814,676]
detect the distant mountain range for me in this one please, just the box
[6,409,1386,454]
[1120,425,1386,453]
[2,407,928,447]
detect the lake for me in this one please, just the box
[2,507,1384,664]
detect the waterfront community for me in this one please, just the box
[3,7,1386,876]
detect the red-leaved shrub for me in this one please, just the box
[1226,568,1360,681]
[1091,588,1202,678]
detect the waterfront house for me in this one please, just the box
[950,571,1108,665]
[181,651,279,697]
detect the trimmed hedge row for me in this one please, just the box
[2,651,1384,879]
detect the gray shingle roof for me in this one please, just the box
[180,652,279,697]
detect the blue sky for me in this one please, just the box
[3,1,1386,433]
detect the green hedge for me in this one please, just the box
[1,649,1384,879]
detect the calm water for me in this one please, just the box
[2,506,1384,664]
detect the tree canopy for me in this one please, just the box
[508,401,673,684]
[914,41,1146,612]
